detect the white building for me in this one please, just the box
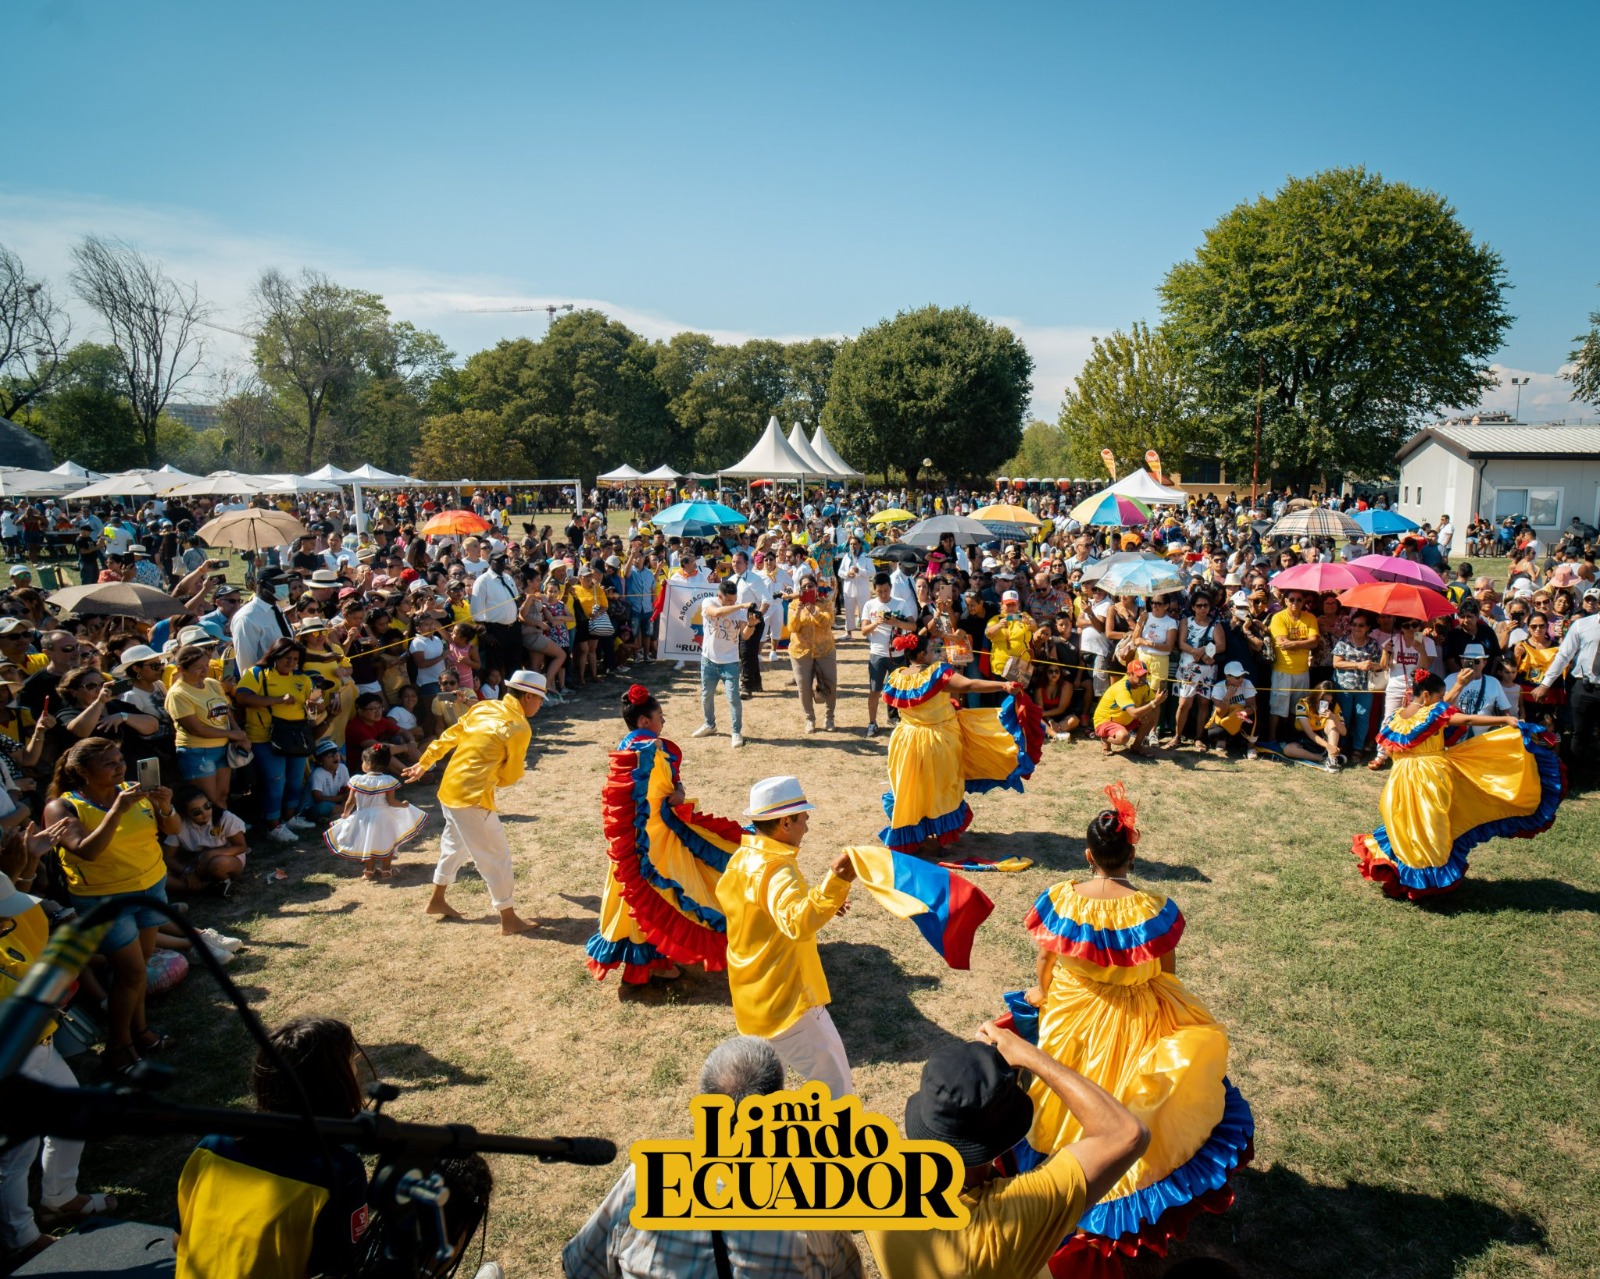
[1393,421,1600,539]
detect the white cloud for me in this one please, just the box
[1462,364,1592,423]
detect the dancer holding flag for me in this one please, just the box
[715,776,856,1096]
[1352,670,1565,901]
[880,631,1043,852]
[1005,784,1254,1270]
[586,685,745,984]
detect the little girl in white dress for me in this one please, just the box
[324,743,427,880]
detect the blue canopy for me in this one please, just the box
[654,500,746,527]
[1351,509,1420,535]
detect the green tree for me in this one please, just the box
[1,243,71,422]
[1056,322,1202,479]
[1001,420,1074,479]
[413,409,532,480]
[26,342,144,472]
[669,338,791,470]
[822,305,1032,483]
[777,337,842,434]
[1160,167,1511,485]
[1566,285,1600,408]
[251,268,390,470]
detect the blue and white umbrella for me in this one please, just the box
[654,500,746,527]
[1350,508,1420,536]
[1097,559,1184,598]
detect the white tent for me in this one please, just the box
[638,464,681,482]
[51,461,105,481]
[0,468,78,498]
[307,463,355,482]
[343,463,420,484]
[785,425,833,478]
[718,416,813,479]
[809,425,864,479]
[1108,470,1187,504]
[66,468,171,500]
[597,463,644,483]
[256,473,345,494]
[160,470,272,497]
[156,464,199,481]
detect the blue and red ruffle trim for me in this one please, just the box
[878,793,974,850]
[1025,894,1185,967]
[1375,701,1452,754]
[883,662,954,709]
[1354,721,1566,901]
[966,692,1045,796]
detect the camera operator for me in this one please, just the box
[175,1016,371,1277]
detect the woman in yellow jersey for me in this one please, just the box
[233,638,324,847]
[881,631,1043,852]
[1352,670,1564,901]
[1006,785,1252,1270]
[44,737,180,1073]
[165,644,250,814]
[297,618,355,748]
[1514,614,1563,723]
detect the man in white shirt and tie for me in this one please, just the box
[470,552,522,677]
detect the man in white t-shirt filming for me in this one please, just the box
[692,579,759,748]
[860,572,915,738]
[1447,641,1511,734]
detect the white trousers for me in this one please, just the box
[841,583,871,633]
[767,1006,854,1099]
[432,805,516,910]
[0,1042,82,1250]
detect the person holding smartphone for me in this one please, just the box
[691,579,759,748]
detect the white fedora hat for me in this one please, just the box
[744,775,816,820]
[505,669,547,698]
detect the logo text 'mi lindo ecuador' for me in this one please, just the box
[629,1084,968,1232]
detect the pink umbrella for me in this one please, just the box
[1347,554,1447,590]
[1271,561,1377,594]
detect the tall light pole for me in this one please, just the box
[1508,375,1530,421]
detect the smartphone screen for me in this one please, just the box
[137,757,161,792]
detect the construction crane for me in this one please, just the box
[457,303,575,328]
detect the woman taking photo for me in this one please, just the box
[166,644,250,814]
[44,737,181,1073]
[44,667,160,772]
[233,638,323,845]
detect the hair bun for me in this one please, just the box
[891,633,921,655]
[1412,667,1430,689]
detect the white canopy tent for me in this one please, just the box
[307,463,355,482]
[0,468,79,498]
[809,425,864,479]
[156,464,199,481]
[50,461,105,481]
[256,473,346,494]
[718,416,813,480]
[638,464,681,482]
[65,468,171,500]
[597,463,645,484]
[1108,470,1188,504]
[785,425,833,479]
[160,470,272,498]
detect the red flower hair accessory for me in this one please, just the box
[891,633,921,655]
[624,684,653,706]
[1102,781,1140,846]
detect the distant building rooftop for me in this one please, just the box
[1396,421,1600,464]
[165,404,219,432]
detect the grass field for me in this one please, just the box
[69,638,1599,1278]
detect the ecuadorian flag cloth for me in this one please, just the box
[844,846,993,969]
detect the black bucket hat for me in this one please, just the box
[903,1042,1033,1166]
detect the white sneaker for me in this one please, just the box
[674,661,686,671]
[286,815,316,831]
[199,927,243,953]
[1245,748,1258,761]
[691,724,716,738]
[731,734,745,748]
[473,1265,505,1279]
[267,824,296,845]
[198,940,237,966]
[804,720,817,734]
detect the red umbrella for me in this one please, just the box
[1337,581,1456,621]
[1272,562,1377,594]
[1347,554,1447,590]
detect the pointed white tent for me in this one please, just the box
[638,464,681,481]
[1108,470,1187,503]
[256,473,345,494]
[160,469,272,497]
[718,416,813,479]
[68,468,170,500]
[809,425,864,479]
[156,464,199,481]
[307,463,355,482]
[785,425,832,478]
[343,463,419,484]
[51,461,105,481]
[597,463,644,483]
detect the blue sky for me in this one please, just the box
[5,0,1597,421]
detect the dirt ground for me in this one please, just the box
[82,638,1598,1279]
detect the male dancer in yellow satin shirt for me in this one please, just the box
[715,775,858,1096]
[402,669,546,936]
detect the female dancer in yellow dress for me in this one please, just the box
[880,631,1044,851]
[586,685,745,983]
[1352,670,1565,901]
[1003,784,1252,1271]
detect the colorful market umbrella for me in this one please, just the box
[1266,507,1363,540]
[420,509,492,536]
[1350,508,1420,536]
[1337,581,1456,622]
[1346,555,1447,590]
[868,508,916,525]
[1098,559,1184,598]
[972,504,1042,526]
[1068,490,1153,528]
[654,500,746,527]
[1078,550,1166,585]
[1270,562,1377,594]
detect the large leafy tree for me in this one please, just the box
[822,305,1032,483]
[0,243,71,422]
[1160,167,1511,485]
[1000,420,1075,479]
[25,342,144,472]
[1566,285,1600,409]
[1057,322,1201,479]
[662,338,791,470]
[777,337,842,434]
[413,408,532,480]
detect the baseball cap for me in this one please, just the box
[1001,590,1020,603]
[1223,661,1246,677]
[6,565,30,579]
[1126,659,1149,679]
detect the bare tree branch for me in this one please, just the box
[0,243,72,420]
[69,235,208,463]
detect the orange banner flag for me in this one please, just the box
[1100,448,1117,480]
[1145,449,1165,485]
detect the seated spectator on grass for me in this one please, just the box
[387,685,424,748]
[431,671,477,730]
[345,693,421,769]
[307,739,351,821]
[163,786,247,895]
[1281,681,1347,772]
[563,1035,864,1279]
